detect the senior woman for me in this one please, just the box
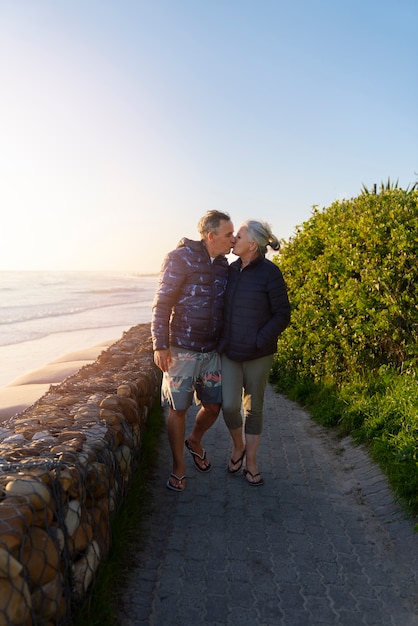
[218,220,290,485]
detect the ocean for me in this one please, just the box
[0,271,159,387]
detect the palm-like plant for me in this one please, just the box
[362,177,417,194]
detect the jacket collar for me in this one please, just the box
[235,254,264,270]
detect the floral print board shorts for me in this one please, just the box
[161,347,222,411]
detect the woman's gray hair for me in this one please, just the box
[244,220,280,255]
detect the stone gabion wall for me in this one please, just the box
[0,323,161,626]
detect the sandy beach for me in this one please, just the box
[0,333,122,422]
[0,271,157,423]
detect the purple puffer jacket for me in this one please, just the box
[151,238,229,353]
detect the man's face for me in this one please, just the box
[209,219,235,257]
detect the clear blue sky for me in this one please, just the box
[1,0,417,273]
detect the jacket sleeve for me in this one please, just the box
[151,251,186,351]
[256,269,291,350]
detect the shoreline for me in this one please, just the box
[0,322,143,388]
[0,336,121,422]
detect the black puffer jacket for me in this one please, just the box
[152,238,229,352]
[218,255,290,361]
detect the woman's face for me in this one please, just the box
[232,226,253,257]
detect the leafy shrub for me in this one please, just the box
[270,185,418,512]
[273,187,418,384]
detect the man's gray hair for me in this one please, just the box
[198,210,231,238]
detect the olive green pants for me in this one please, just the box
[221,353,274,435]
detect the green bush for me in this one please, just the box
[270,185,418,513]
[273,187,418,384]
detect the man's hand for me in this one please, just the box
[154,349,172,372]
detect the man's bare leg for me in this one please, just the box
[167,408,187,490]
[185,403,220,470]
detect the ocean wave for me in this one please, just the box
[0,272,157,349]
[0,298,155,326]
[0,321,133,348]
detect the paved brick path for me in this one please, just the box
[115,384,418,625]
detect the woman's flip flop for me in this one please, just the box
[243,469,264,486]
[227,449,246,474]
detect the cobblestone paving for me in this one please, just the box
[115,385,418,625]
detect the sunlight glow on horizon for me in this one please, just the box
[1,1,417,273]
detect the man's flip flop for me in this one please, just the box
[185,440,212,472]
[243,469,264,486]
[227,449,246,474]
[166,473,186,492]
